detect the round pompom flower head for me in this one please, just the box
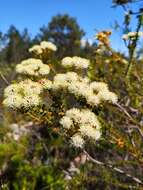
[16,58,50,76]
[40,41,57,51]
[71,134,85,148]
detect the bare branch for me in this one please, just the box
[84,150,143,185]
[0,72,9,85]
[114,103,143,140]
[115,102,133,120]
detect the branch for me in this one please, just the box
[125,14,142,78]
[115,102,133,121]
[83,150,143,185]
[129,125,143,139]
[0,71,9,85]
[114,103,143,139]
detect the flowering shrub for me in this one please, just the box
[1,26,143,189]
[3,41,117,149]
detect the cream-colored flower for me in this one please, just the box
[122,34,128,40]
[61,56,90,69]
[40,41,57,51]
[86,94,101,106]
[122,32,143,40]
[90,81,108,93]
[3,95,23,109]
[4,83,20,98]
[60,116,73,129]
[3,79,43,109]
[61,57,73,67]
[62,108,101,130]
[66,108,82,123]
[16,58,50,76]
[68,81,89,97]
[60,108,102,147]
[38,79,52,90]
[79,125,101,140]
[71,134,85,148]
[23,94,42,108]
[20,79,43,95]
[66,72,79,82]
[52,72,79,90]
[80,109,101,129]
[73,56,90,69]
[52,73,69,90]
[98,89,118,104]
[29,41,57,55]
[29,45,42,54]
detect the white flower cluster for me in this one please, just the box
[52,72,118,106]
[122,32,143,40]
[16,58,50,76]
[60,108,101,148]
[61,56,90,69]
[40,41,57,51]
[90,82,118,104]
[29,45,43,55]
[3,40,118,149]
[3,79,43,109]
[38,78,52,90]
[52,72,80,90]
[29,41,57,55]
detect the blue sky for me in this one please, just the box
[0,0,139,52]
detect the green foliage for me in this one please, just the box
[35,14,85,58]
[10,165,66,190]
[0,26,31,64]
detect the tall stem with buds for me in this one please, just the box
[125,14,143,83]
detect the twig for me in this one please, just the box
[125,14,142,79]
[114,103,133,121]
[0,72,9,85]
[114,103,143,139]
[27,112,41,122]
[83,150,143,185]
[129,125,143,139]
